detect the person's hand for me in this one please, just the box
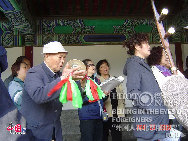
[103,91,110,96]
[61,63,86,80]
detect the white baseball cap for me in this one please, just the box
[42,41,68,54]
[184,26,188,29]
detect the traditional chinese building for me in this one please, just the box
[0,0,187,140]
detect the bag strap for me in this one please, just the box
[98,100,103,116]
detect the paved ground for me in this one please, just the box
[61,110,136,141]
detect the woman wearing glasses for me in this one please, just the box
[78,59,104,141]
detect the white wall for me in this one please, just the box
[2,44,182,81]
[33,45,128,77]
[33,44,180,76]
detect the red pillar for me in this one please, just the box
[25,46,33,67]
[175,42,183,72]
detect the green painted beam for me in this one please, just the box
[83,19,125,33]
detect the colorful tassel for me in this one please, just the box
[66,78,72,101]
[48,76,105,108]
[59,82,68,103]
[85,79,94,101]
[85,77,105,102]
[69,77,83,108]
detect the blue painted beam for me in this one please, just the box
[0,0,15,11]
[83,35,126,42]
[0,0,34,34]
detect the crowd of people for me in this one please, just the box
[0,34,187,141]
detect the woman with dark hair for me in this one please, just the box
[4,56,31,88]
[147,46,184,90]
[78,59,103,141]
[123,33,169,141]
[8,59,30,110]
[96,59,110,77]
[96,59,125,141]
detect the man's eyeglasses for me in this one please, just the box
[87,64,95,67]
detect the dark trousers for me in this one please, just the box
[80,119,103,141]
[26,129,55,141]
[103,117,122,141]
